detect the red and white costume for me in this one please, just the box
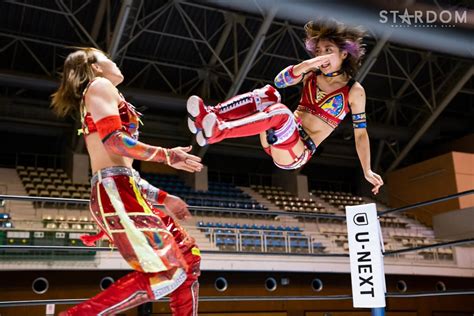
[297,70,354,129]
[62,81,201,316]
[187,71,355,170]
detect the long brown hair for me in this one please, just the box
[51,47,104,117]
[304,19,366,78]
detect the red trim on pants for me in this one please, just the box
[170,248,201,316]
[62,171,200,315]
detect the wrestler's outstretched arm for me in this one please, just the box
[348,82,384,195]
[274,53,335,88]
[86,78,202,173]
[137,177,191,220]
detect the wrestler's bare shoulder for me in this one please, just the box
[87,77,118,96]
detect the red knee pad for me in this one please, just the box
[263,103,300,151]
[272,129,300,151]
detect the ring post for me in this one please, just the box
[346,203,386,313]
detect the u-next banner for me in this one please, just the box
[346,203,386,308]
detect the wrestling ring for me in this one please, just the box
[0,189,473,316]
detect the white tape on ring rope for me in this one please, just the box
[345,203,386,308]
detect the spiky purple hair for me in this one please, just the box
[343,40,363,59]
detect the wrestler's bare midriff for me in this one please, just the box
[294,109,334,146]
[85,132,133,173]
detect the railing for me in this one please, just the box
[0,191,473,261]
[379,190,474,216]
[1,290,474,307]
[1,191,474,316]
[202,228,323,254]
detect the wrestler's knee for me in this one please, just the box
[264,102,292,114]
[266,109,298,146]
[252,85,281,110]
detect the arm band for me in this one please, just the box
[274,65,302,89]
[137,177,169,205]
[96,115,122,139]
[95,115,169,163]
[352,112,367,129]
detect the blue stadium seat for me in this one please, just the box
[0,221,13,228]
[313,242,324,250]
[267,231,282,236]
[288,232,303,237]
[141,173,266,210]
[271,238,285,247]
[298,239,308,248]
[0,213,10,220]
[224,238,235,246]
[242,238,253,247]
[241,230,259,235]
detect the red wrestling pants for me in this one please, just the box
[154,207,201,316]
[62,167,200,316]
[187,85,280,133]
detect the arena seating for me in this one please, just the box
[250,184,334,214]
[311,189,365,210]
[0,213,12,228]
[41,214,96,231]
[0,228,97,258]
[5,167,454,261]
[0,200,96,258]
[197,221,326,254]
[16,165,90,208]
[142,173,267,210]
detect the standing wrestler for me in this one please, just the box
[52,47,203,315]
[187,19,383,194]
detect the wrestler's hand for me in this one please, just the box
[364,170,384,195]
[163,194,192,220]
[310,53,335,69]
[168,146,203,173]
